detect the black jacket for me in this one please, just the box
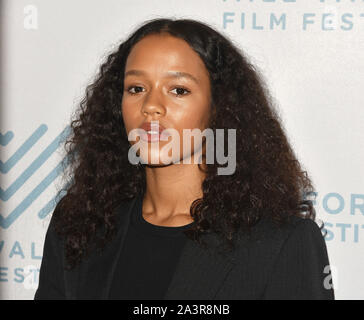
[34,195,335,300]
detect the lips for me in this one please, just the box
[140,121,166,133]
[139,121,170,142]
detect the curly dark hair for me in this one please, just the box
[53,17,324,270]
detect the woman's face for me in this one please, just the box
[121,33,211,166]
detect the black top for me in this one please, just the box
[108,193,195,299]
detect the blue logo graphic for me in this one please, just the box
[0,125,71,229]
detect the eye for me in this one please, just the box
[125,85,190,96]
[126,85,145,95]
[171,86,190,96]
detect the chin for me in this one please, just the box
[144,162,174,168]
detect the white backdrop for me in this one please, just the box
[1,0,363,300]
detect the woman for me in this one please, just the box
[34,18,335,300]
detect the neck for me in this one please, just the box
[141,160,206,227]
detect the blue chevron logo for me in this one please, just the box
[0,131,14,146]
[0,125,72,229]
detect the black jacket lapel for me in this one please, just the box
[163,232,237,300]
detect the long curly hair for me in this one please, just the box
[53,17,324,270]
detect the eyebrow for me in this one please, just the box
[124,69,200,84]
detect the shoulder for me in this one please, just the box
[232,215,326,263]
[42,203,64,250]
[249,214,323,244]
[43,195,138,252]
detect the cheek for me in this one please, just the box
[180,104,211,131]
[121,102,137,132]
[174,107,210,154]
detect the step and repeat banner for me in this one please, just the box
[1,0,363,299]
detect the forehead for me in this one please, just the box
[125,34,208,77]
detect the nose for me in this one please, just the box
[141,88,166,117]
